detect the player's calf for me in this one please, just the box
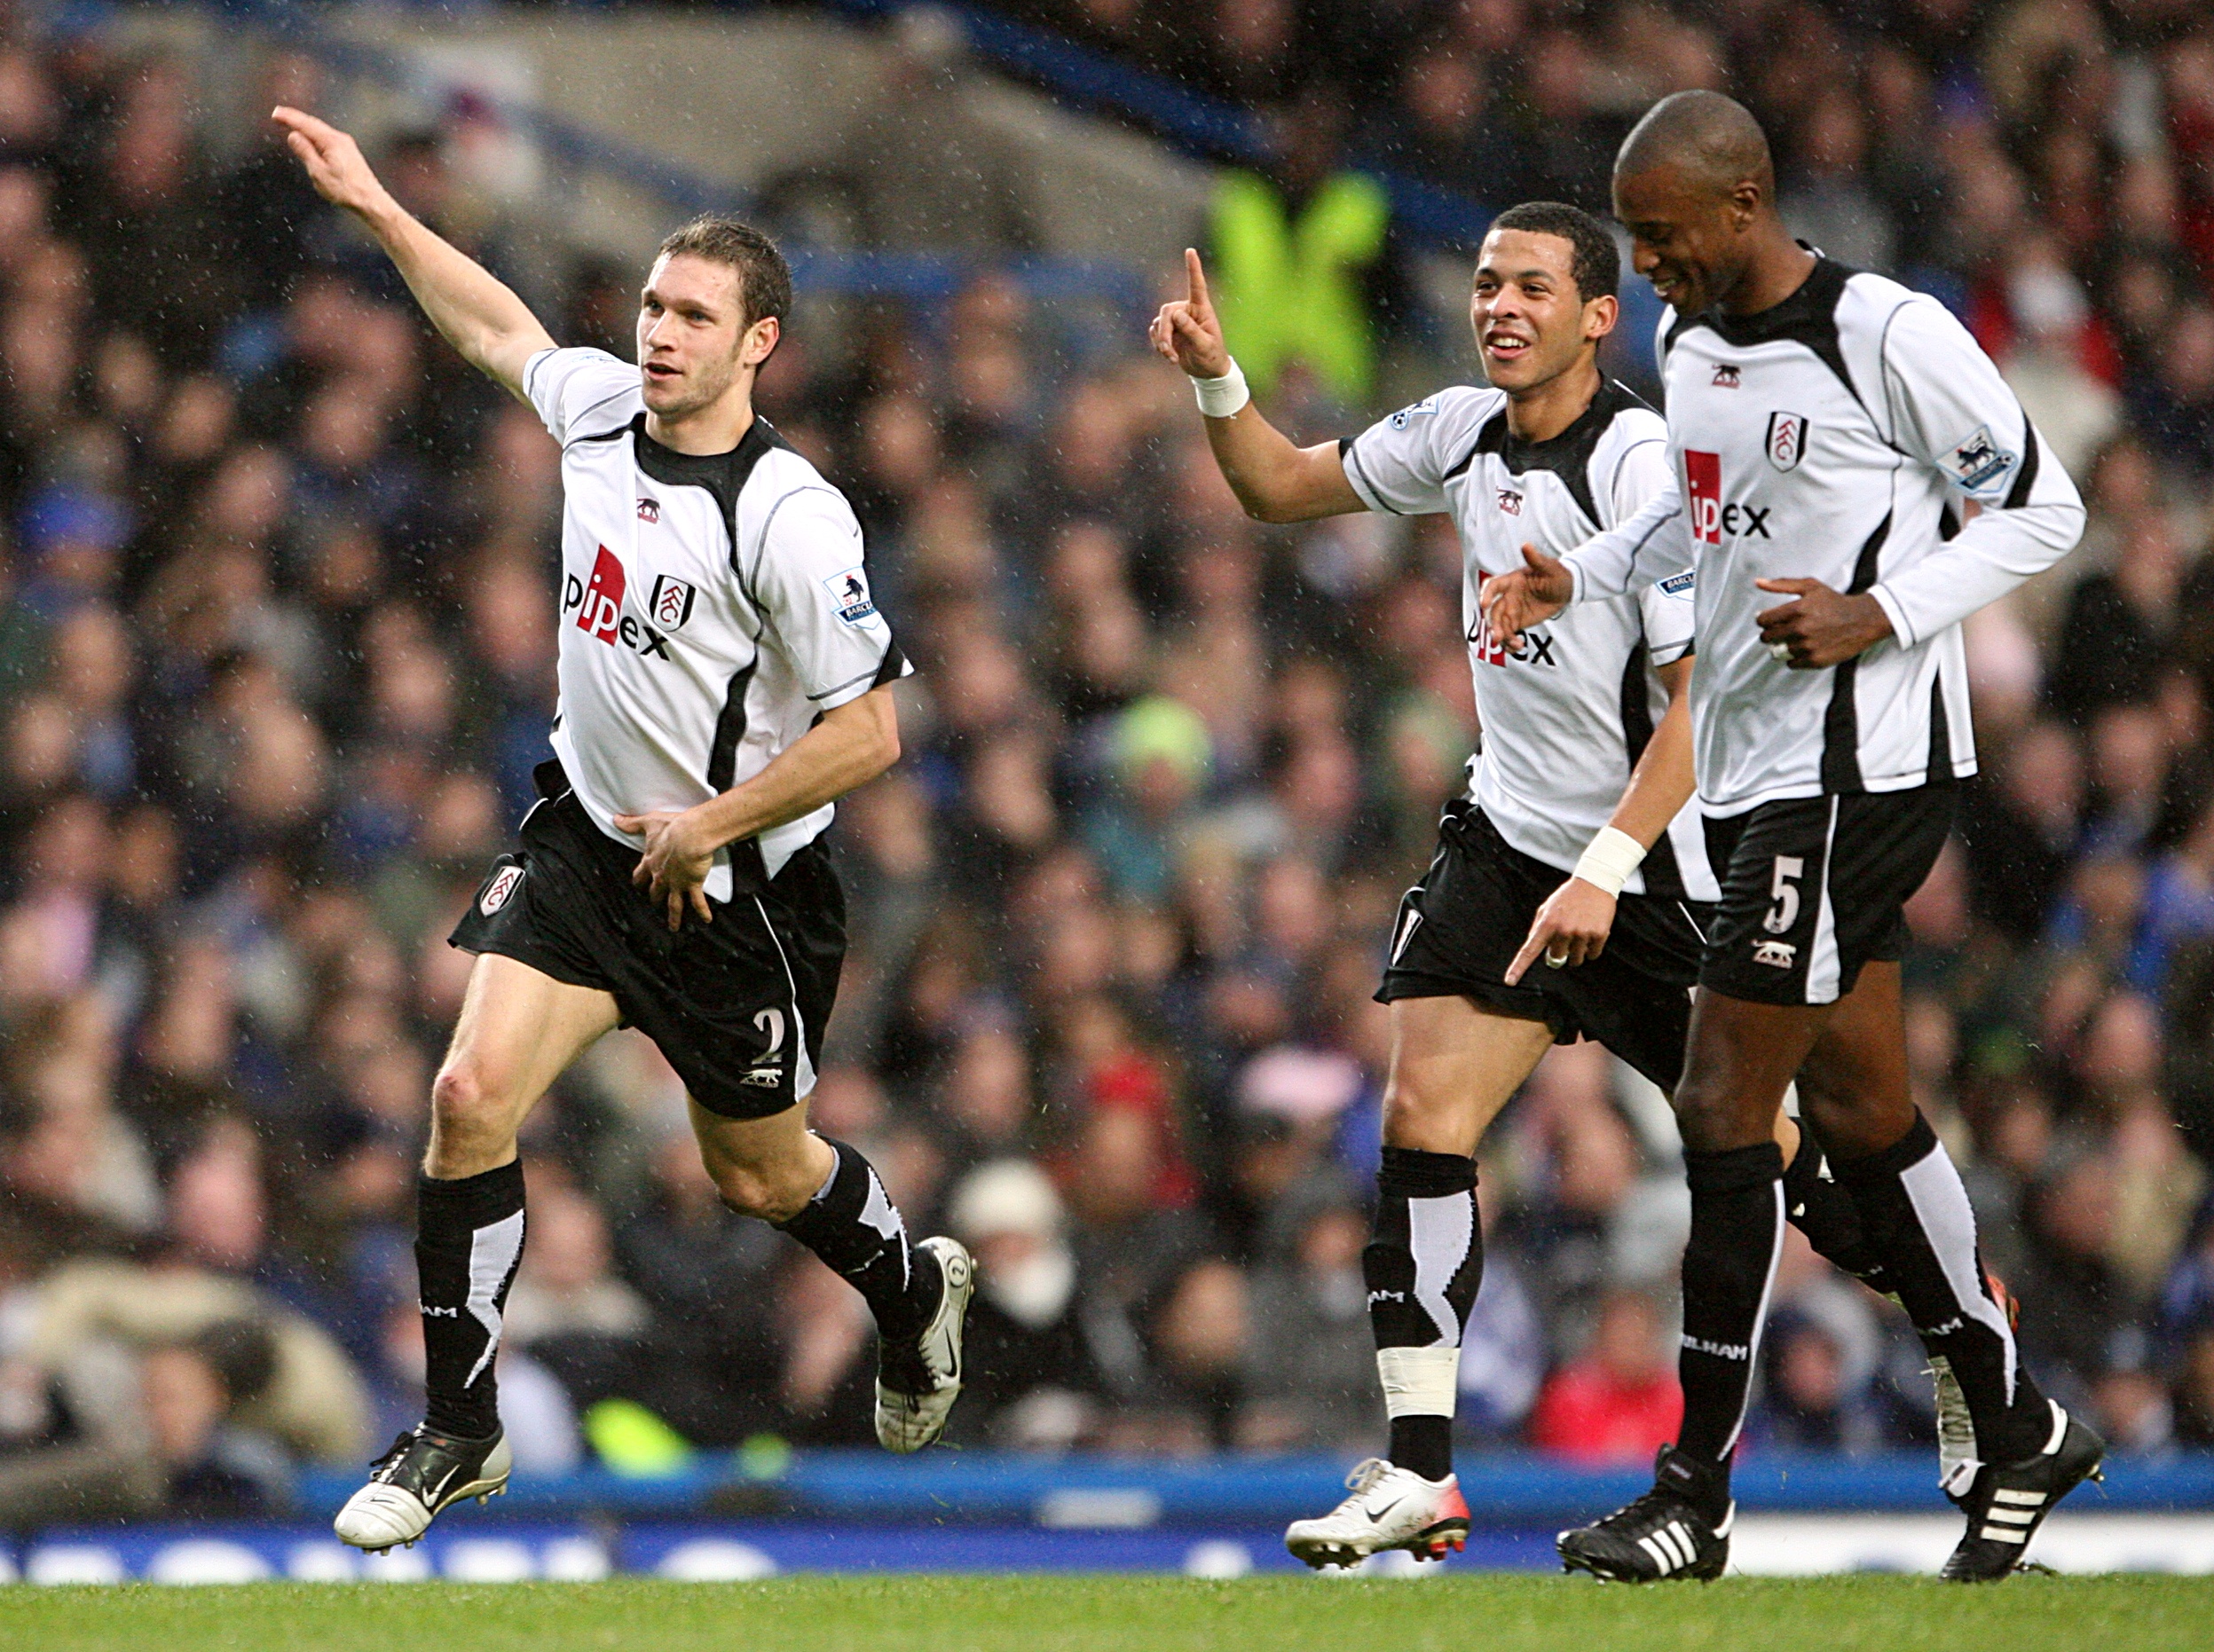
[767,1137,973,1451]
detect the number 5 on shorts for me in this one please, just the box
[1764,855,1805,934]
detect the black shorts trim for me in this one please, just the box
[448,766,844,1120]
[1698,784,1952,1006]
[1376,802,1710,1093]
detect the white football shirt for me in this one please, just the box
[1343,378,1718,901]
[524,346,909,897]
[1558,258,2084,814]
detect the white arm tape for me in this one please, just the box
[1192,358,1251,419]
[1572,825,1648,899]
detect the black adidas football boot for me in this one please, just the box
[1940,1401,2105,1582]
[1557,1444,1731,1583]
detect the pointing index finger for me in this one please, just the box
[1504,916,1554,987]
[1185,248,1209,310]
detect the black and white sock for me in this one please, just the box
[1832,1111,2048,1472]
[1674,1142,1785,1481]
[776,1138,936,1342]
[1782,1133,1887,1289]
[415,1160,527,1442]
[1363,1146,1481,1483]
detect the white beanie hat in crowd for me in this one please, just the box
[949,1158,1064,1246]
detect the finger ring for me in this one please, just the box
[1544,948,1570,969]
[1767,641,1792,663]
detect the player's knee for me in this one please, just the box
[1380,1070,1459,1151]
[1671,1066,1759,1153]
[427,1061,517,1159]
[429,1061,488,1122]
[706,1156,806,1223]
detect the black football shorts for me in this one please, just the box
[1377,801,1714,1093]
[1698,784,1952,1007]
[449,761,843,1120]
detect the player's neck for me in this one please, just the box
[1504,355,1602,444]
[642,387,757,455]
[1719,230,1817,319]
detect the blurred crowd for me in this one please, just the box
[2,1,2214,1530]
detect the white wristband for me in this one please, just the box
[1192,358,1250,419]
[1572,825,1648,899]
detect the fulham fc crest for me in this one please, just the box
[479,864,524,916]
[1766,412,1809,472]
[649,574,697,630]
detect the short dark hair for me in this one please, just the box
[1485,201,1619,303]
[1616,90,1774,198]
[656,216,792,331]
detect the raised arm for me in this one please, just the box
[273,107,554,399]
[1150,248,1362,523]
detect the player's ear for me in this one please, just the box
[1729,177,1761,230]
[742,313,780,368]
[1585,292,1619,343]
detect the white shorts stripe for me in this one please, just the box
[1805,796,1842,1003]
[754,896,816,1099]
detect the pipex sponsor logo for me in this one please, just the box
[1682,452,1773,542]
[563,547,678,658]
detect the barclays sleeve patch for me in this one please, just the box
[823,565,878,625]
[1658,571,1696,600]
[1388,395,1440,430]
[1944,424,2017,499]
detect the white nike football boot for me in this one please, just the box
[334,1427,510,1552]
[1285,1458,1471,1569]
[875,1236,974,1453]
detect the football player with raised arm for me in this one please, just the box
[274,109,974,1554]
[1483,93,2100,1583]
[1152,202,1884,1569]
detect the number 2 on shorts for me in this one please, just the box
[753,1006,787,1065]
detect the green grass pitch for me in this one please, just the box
[11,1574,2214,1652]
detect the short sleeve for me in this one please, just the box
[1342,391,1473,515]
[1603,423,1673,531]
[749,487,910,710]
[522,347,640,445]
[1640,569,1697,667]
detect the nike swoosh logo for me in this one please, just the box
[1367,1494,1406,1520]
